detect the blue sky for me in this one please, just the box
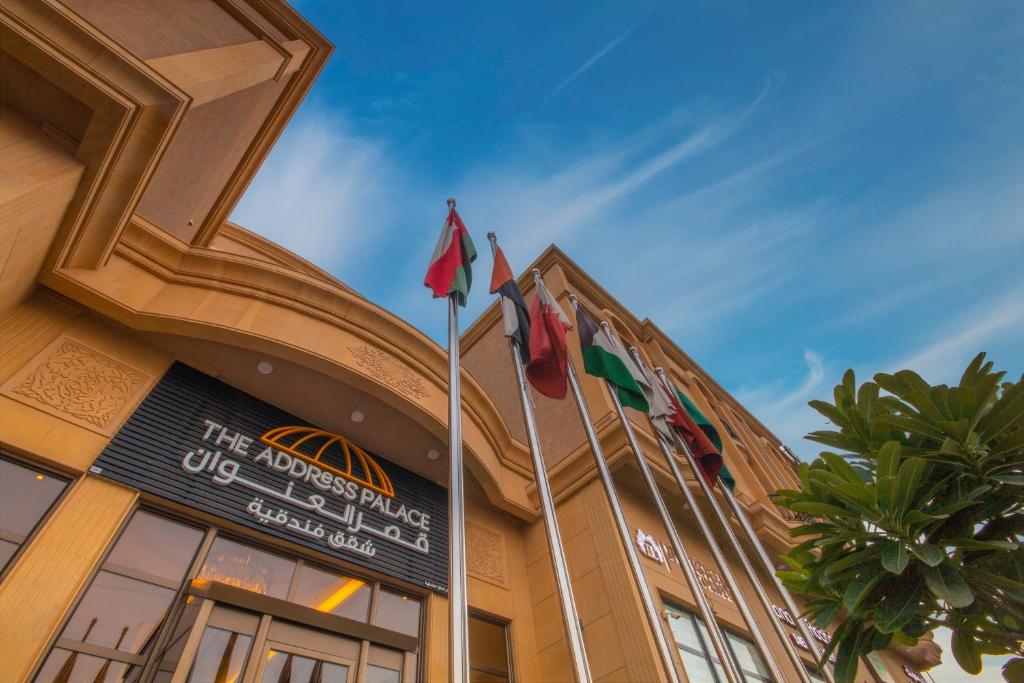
[234,4,1021,674]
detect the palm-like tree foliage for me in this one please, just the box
[774,353,1024,682]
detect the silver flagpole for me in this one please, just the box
[446,199,470,683]
[628,352,805,683]
[566,295,683,683]
[652,367,836,683]
[598,322,745,683]
[488,244,592,683]
[719,492,837,683]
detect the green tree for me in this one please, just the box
[774,353,1024,682]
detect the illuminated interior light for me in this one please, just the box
[315,578,366,613]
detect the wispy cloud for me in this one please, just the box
[887,282,1024,384]
[231,108,407,278]
[549,2,657,97]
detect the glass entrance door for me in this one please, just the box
[165,597,411,683]
[248,619,359,683]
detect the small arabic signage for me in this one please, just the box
[769,603,838,664]
[634,527,733,602]
[91,362,448,592]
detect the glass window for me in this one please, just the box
[261,651,349,683]
[664,601,773,683]
[32,648,129,682]
[365,645,403,683]
[469,614,512,682]
[292,564,371,621]
[186,626,252,683]
[365,664,400,683]
[0,458,67,571]
[197,537,295,599]
[34,511,204,683]
[372,589,421,637]
[105,511,202,584]
[61,570,177,651]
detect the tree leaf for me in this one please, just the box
[833,627,864,683]
[881,540,909,574]
[924,565,974,607]
[908,542,944,567]
[873,579,922,633]
[951,626,983,674]
[844,572,882,612]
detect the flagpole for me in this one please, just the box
[566,295,684,683]
[486,243,593,683]
[598,322,745,683]
[445,198,470,683]
[651,367,836,683]
[627,352,805,683]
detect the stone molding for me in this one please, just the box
[466,522,507,588]
[2,335,148,435]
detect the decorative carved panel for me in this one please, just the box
[3,336,148,434]
[466,522,507,587]
[349,345,430,400]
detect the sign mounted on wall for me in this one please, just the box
[91,362,449,593]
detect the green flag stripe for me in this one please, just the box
[581,345,649,412]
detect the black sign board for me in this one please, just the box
[92,362,449,593]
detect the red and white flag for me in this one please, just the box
[525,278,573,399]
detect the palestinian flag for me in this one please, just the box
[574,302,648,412]
[525,279,572,399]
[424,206,477,306]
[489,245,530,364]
[664,383,725,488]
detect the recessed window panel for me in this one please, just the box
[197,537,295,599]
[104,511,203,584]
[292,565,371,621]
[372,589,420,637]
[469,614,511,682]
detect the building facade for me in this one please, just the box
[0,2,940,682]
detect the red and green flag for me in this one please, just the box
[525,278,572,399]
[424,206,477,306]
[573,302,649,412]
[670,384,734,491]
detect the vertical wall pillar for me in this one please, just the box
[0,475,137,682]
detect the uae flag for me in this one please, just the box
[424,206,477,306]
[664,383,725,488]
[489,246,531,364]
[525,279,572,399]
[574,303,648,412]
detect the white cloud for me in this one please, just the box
[549,2,657,96]
[733,350,829,453]
[889,283,1024,384]
[230,108,404,277]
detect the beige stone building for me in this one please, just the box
[0,1,940,681]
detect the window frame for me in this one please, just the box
[663,599,774,683]
[0,453,72,579]
[30,498,432,683]
[468,610,515,683]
